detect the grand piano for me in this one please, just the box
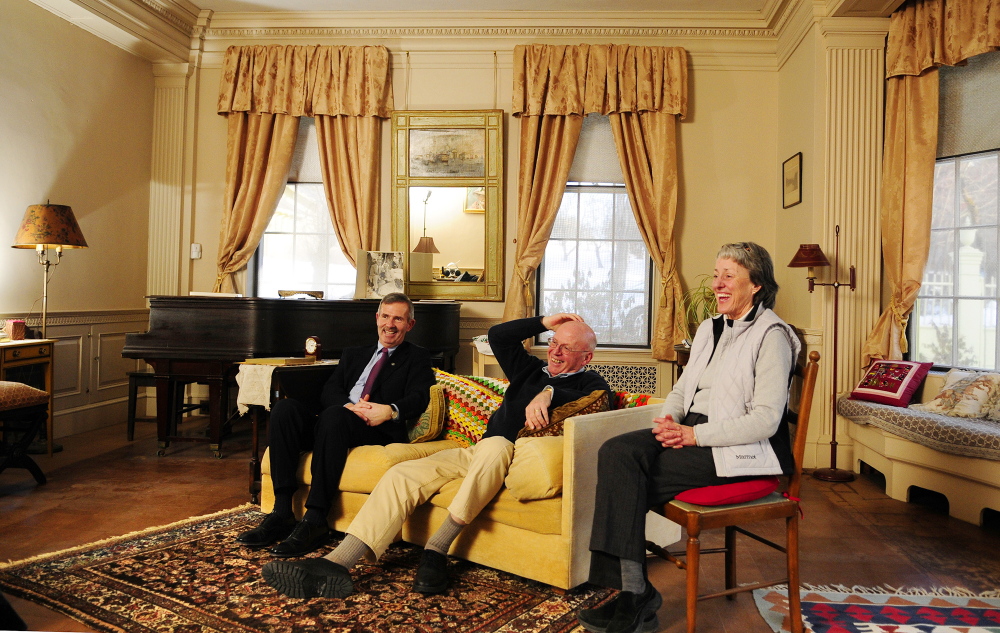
[122,296,461,457]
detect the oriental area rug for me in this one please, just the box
[0,506,612,633]
[754,585,1000,633]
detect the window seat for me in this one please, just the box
[839,372,1000,526]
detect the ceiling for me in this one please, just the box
[194,0,771,12]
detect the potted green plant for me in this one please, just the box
[681,274,717,342]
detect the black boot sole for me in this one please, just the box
[262,560,353,599]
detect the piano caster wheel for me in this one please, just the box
[156,449,165,457]
[214,450,223,459]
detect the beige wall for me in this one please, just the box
[0,0,153,316]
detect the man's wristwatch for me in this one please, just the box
[542,385,555,402]
[390,404,400,421]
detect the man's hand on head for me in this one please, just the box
[540,313,585,331]
[523,387,555,430]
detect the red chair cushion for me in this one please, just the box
[674,476,780,506]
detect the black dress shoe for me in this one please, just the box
[236,513,297,549]
[268,520,331,558]
[262,558,353,599]
[412,549,449,594]
[577,584,662,633]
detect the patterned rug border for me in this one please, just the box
[777,583,1000,598]
[755,584,1000,633]
[0,504,255,569]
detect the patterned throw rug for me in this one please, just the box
[754,585,1000,633]
[0,506,612,632]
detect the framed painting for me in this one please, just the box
[782,152,802,209]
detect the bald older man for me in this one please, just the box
[262,314,610,599]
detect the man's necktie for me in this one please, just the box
[361,348,389,399]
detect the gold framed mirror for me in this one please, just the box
[391,110,504,301]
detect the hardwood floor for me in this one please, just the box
[2,419,998,632]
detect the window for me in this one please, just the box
[537,183,652,347]
[911,150,1000,369]
[255,183,355,300]
[252,118,355,300]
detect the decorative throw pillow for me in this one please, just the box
[673,476,780,506]
[504,436,564,501]
[407,384,445,443]
[850,360,932,407]
[517,389,610,439]
[910,369,981,415]
[614,391,653,409]
[910,369,1000,418]
[435,369,508,448]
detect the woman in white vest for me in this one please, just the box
[578,242,800,633]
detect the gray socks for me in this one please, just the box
[324,534,371,570]
[425,516,464,555]
[620,558,646,594]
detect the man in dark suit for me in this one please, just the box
[235,292,435,557]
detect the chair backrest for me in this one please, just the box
[786,350,820,500]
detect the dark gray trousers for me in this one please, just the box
[587,420,752,589]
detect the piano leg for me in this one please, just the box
[154,375,172,456]
[250,406,264,504]
[208,379,224,458]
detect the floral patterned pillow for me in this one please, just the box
[517,389,610,439]
[910,369,1000,418]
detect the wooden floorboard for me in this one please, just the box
[2,419,998,632]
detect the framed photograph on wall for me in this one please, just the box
[782,152,802,208]
[465,186,486,213]
[354,250,405,299]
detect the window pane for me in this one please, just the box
[270,186,296,233]
[257,234,293,297]
[611,292,648,345]
[579,193,613,239]
[956,299,996,369]
[959,154,998,226]
[541,241,577,291]
[296,184,327,233]
[912,298,954,366]
[923,230,954,295]
[551,194,578,239]
[932,159,956,229]
[576,291,613,341]
[542,290,576,316]
[613,241,650,292]
[613,193,641,240]
[577,241,612,289]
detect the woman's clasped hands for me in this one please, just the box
[652,415,696,449]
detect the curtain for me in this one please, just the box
[215,44,393,292]
[610,111,686,360]
[862,0,1000,363]
[506,44,688,361]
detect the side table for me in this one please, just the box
[236,361,339,503]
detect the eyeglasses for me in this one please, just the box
[547,339,586,354]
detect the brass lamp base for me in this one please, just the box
[812,467,855,482]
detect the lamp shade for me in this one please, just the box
[787,244,829,268]
[412,236,440,254]
[12,204,88,249]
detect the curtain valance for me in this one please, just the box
[886,0,1000,77]
[512,44,688,118]
[217,45,393,118]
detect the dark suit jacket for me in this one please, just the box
[319,340,435,443]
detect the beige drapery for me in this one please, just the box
[861,0,1000,364]
[215,45,393,292]
[505,44,688,361]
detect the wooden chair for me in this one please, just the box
[645,350,820,633]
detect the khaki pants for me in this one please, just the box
[346,435,514,558]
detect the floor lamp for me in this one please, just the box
[788,225,856,482]
[12,204,89,338]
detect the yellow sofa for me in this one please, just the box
[260,397,680,589]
